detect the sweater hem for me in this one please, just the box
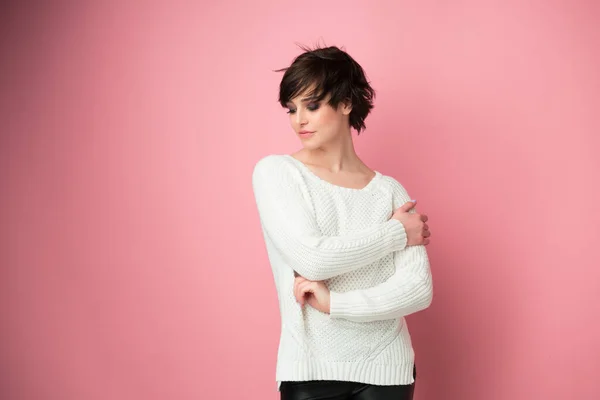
[275,359,415,390]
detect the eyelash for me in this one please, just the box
[287,103,320,114]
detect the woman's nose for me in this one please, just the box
[295,110,308,125]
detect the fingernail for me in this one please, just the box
[411,199,417,202]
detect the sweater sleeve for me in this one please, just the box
[251,156,408,281]
[328,177,433,322]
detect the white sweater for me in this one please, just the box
[251,154,433,388]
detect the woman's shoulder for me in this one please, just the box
[253,153,294,171]
[378,173,402,187]
[252,154,302,183]
[377,172,411,200]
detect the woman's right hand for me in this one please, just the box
[392,201,431,246]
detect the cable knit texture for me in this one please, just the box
[252,154,433,389]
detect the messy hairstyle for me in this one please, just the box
[276,44,375,134]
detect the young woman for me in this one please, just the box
[252,45,433,400]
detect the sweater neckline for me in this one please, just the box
[283,154,382,192]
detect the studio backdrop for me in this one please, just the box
[1,1,599,399]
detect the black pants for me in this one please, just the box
[280,366,416,400]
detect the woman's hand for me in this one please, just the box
[392,200,431,246]
[294,275,331,314]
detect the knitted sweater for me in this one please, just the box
[251,154,433,388]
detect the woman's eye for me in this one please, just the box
[307,103,320,111]
[286,109,296,114]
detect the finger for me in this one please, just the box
[423,223,428,231]
[299,283,317,303]
[423,238,430,245]
[298,278,313,286]
[399,200,417,212]
[296,281,307,301]
[297,279,316,304]
[423,230,431,238]
[299,281,315,294]
[293,279,300,304]
[294,278,306,304]
[420,214,428,222]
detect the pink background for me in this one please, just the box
[1,1,599,399]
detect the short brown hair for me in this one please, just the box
[277,44,375,134]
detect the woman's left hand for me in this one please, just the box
[294,275,331,314]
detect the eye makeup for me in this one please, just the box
[285,102,320,114]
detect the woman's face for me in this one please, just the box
[285,91,352,149]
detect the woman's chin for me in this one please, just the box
[300,142,322,150]
[299,136,320,148]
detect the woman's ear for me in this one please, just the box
[341,99,352,115]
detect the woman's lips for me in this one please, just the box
[298,130,315,138]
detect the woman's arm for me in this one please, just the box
[252,155,408,281]
[328,245,433,322]
[327,177,433,322]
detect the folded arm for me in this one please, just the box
[252,156,407,281]
[328,177,433,322]
[329,244,433,322]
